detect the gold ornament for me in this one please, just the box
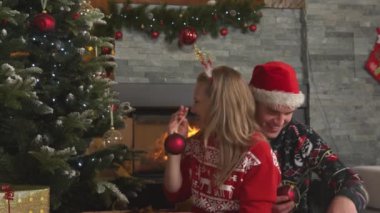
[102,103,123,145]
[82,45,97,62]
[103,127,123,145]
[86,46,94,52]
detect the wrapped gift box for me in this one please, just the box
[0,185,49,213]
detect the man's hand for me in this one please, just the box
[327,196,357,213]
[272,195,295,213]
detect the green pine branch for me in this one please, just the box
[95,0,264,42]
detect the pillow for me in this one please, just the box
[353,166,380,209]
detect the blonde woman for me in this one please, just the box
[164,66,281,212]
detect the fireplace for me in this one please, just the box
[114,83,195,174]
[113,83,195,209]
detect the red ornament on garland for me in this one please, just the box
[32,12,56,32]
[151,31,160,39]
[249,24,257,32]
[114,31,123,40]
[179,27,198,45]
[164,133,186,155]
[219,27,228,36]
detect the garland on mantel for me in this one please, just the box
[94,0,264,44]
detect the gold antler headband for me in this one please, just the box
[194,45,213,78]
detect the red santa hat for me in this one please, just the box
[249,61,305,109]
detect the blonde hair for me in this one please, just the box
[197,66,261,185]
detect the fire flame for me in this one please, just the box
[188,125,200,137]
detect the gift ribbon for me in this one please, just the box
[1,184,14,213]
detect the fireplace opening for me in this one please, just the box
[121,107,198,210]
[122,107,198,179]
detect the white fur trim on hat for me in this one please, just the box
[252,87,305,109]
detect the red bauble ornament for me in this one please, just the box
[1,19,8,26]
[151,31,160,39]
[249,24,257,32]
[101,46,112,55]
[277,185,299,202]
[114,31,123,40]
[72,13,80,20]
[164,133,186,155]
[179,27,198,45]
[33,12,56,32]
[219,27,228,36]
[212,14,218,21]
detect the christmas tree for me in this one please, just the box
[0,0,142,212]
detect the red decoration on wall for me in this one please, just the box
[365,27,380,83]
[32,12,56,32]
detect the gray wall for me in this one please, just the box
[306,0,380,165]
[114,1,380,166]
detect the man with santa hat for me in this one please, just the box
[249,61,368,213]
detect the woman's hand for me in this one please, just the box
[168,105,189,137]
